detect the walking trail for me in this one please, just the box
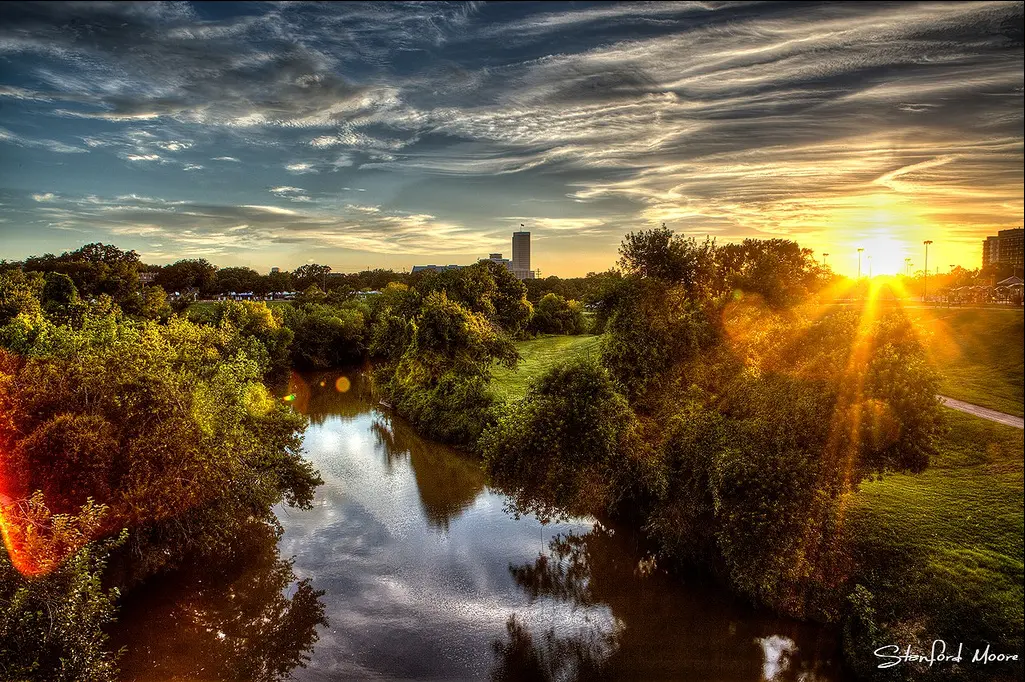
[938,395,1025,429]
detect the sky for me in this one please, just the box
[0,1,1022,278]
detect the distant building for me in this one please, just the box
[488,253,512,270]
[411,230,537,279]
[410,264,463,274]
[138,272,157,285]
[511,231,534,280]
[982,228,1024,269]
[270,267,280,274]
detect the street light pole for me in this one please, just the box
[923,240,933,303]
[823,252,829,268]
[868,255,873,279]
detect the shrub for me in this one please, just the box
[481,357,648,520]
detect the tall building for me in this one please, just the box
[983,236,1000,266]
[982,228,1024,269]
[998,228,1023,269]
[512,231,534,280]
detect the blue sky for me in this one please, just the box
[0,1,1022,276]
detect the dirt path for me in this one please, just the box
[938,395,1025,429]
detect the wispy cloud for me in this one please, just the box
[0,1,1021,274]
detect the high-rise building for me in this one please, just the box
[997,228,1023,269]
[512,231,533,280]
[982,228,1024,270]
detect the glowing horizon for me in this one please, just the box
[1,2,1022,278]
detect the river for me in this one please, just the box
[112,368,846,681]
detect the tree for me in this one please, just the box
[154,259,217,295]
[474,260,534,336]
[282,303,365,369]
[25,244,140,303]
[529,293,586,335]
[600,278,716,399]
[381,291,517,445]
[617,226,716,295]
[715,239,823,307]
[292,264,332,291]
[0,270,44,324]
[264,270,295,294]
[41,272,79,307]
[215,267,262,295]
[481,357,647,520]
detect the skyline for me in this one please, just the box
[0,1,1022,277]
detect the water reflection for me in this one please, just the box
[492,524,845,681]
[113,368,845,681]
[372,414,486,530]
[112,519,327,682]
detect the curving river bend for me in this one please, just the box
[113,369,846,681]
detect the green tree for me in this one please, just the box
[154,259,217,295]
[215,267,263,295]
[0,270,44,324]
[291,264,332,291]
[481,357,648,520]
[529,293,586,335]
[617,226,716,295]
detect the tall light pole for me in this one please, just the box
[857,248,864,280]
[868,255,873,279]
[823,252,829,268]
[905,257,911,276]
[923,240,933,303]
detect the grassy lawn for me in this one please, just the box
[491,334,601,401]
[904,307,1024,417]
[845,409,1024,670]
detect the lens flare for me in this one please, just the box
[335,376,351,393]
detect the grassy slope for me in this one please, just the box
[491,335,601,401]
[905,307,1024,417]
[845,409,1024,669]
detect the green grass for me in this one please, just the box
[905,308,1024,416]
[845,409,1024,666]
[491,335,601,401]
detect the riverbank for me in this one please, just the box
[494,333,1024,678]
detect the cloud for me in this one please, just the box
[5,190,496,258]
[285,162,318,174]
[269,186,311,202]
[0,125,87,153]
[31,192,56,202]
[0,1,1021,273]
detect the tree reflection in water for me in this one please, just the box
[371,410,486,531]
[492,524,845,682]
[111,518,327,682]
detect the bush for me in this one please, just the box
[528,293,586,335]
[600,279,716,399]
[282,303,365,368]
[481,357,648,519]
[0,514,122,682]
